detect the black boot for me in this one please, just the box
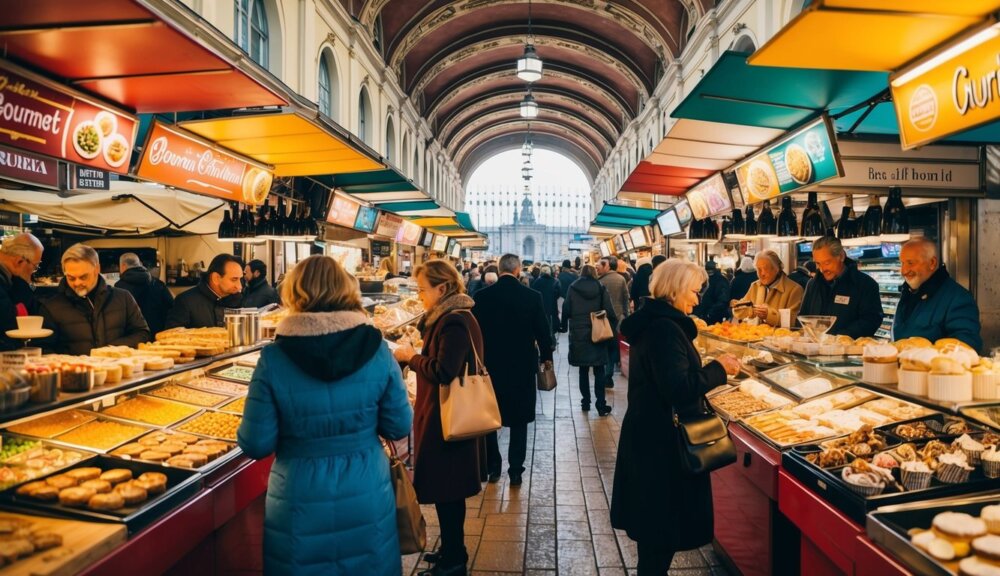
[581,400,590,412]
[417,563,467,576]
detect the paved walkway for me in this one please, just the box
[403,332,732,576]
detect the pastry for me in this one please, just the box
[985,447,1000,479]
[936,338,973,351]
[900,461,932,490]
[30,532,62,551]
[65,467,102,482]
[894,337,933,351]
[138,436,163,447]
[932,356,968,375]
[16,481,48,496]
[960,556,1000,576]
[955,434,986,465]
[834,335,854,346]
[166,455,198,468]
[79,479,112,493]
[58,486,96,507]
[0,539,35,563]
[894,443,919,462]
[934,512,988,543]
[133,477,166,495]
[88,491,125,511]
[158,442,186,456]
[112,443,146,457]
[138,471,167,485]
[28,485,59,501]
[872,453,899,469]
[139,450,170,462]
[175,452,207,467]
[899,348,940,371]
[982,505,1000,535]
[114,482,148,505]
[45,475,77,489]
[863,344,898,363]
[938,451,975,483]
[100,469,133,485]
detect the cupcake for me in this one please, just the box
[894,337,933,352]
[983,447,1000,479]
[863,344,899,385]
[981,505,1000,535]
[928,356,973,402]
[955,434,986,465]
[900,461,932,490]
[937,451,975,484]
[932,511,988,545]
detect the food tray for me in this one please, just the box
[880,414,989,444]
[708,383,795,422]
[47,418,152,454]
[867,492,1000,576]
[759,361,857,401]
[205,364,255,384]
[99,394,200,427]
[960,405,1000,432]
[171,410,242,442]
[181,376,248,396]
[741,386,878,448]
[144,383,232,408]
[110,430,241,474]
[218,397,245,415]
[0,435,96,491]
[4,410,97,439]
[0,455,201,534]
[235,352,261,368]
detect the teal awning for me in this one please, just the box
[672,51,888,130]
[589,203,660,230]
[455,212,478,233]
[834,98,1000,143]
[332,168,419,193]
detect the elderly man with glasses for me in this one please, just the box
[0,233,44,351]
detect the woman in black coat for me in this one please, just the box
[610,259,740,575]
[629,262,653,309]
[560,265,617,415]
[530,266,560,347]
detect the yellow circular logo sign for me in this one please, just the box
[908,84,938,132]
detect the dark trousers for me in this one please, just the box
[486,424,528,476]
[579,365,607,409]
[604,335,620,383]
[636,539,675,575]
[435,500,468,567]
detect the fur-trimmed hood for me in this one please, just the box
[274,310,382,381]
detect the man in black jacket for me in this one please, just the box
[557,259,578,301]
[693,260,731,325]
[473,253,553,486]
[530,265,561,347]
[800,236,883,338]
[116,253,174,336]
[242,260,279,308]
[165,254,244,329]
[38,243,149,354]
[0,233,44,351]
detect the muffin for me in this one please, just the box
[955,434,986,465]
[973,364,998,400]
[928,356,973,402]
[983,447,1000,479]
[900,461,932,491]
[937,451,975,483]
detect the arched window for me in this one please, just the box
[732,34,757,53]
[358,87,372,144]
[385,116,396,164]
[401,133,409,174]
[522,236,535,260]
[318,55,331,117]
[235,0,269,68]
[373,15,384,56]
[413,147,420,183]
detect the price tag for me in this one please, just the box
[100,395,116,409]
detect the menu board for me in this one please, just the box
[396,220,423,246]
[629,227,649,248]
[734,116,843,204]
[375,213,403,239]
[446,238,457,256]
[353,205,378,233]
[685,173,732,220]
[421,230,435,247]
[326,194,361,228]
[613,235,626,254]
[622,233,634,252]
[0,59,138,175]
[450,243,462,259]
[656,210,682,236]
[599,241,611,257]
[432,234,448,252]
[674,199,693,227]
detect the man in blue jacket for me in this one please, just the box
[800,236,883,338]
[892,237,982,352]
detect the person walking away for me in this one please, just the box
[597,256,629,387]
[693,260,731,325]
[243,259,280,308]
[116,253,174,336]
[729,256,757,301]
[393,260,483,575]
[530,265,561,348]
[557,259,578,301]
[610,259,741,575]
[466,267,485,297]
[561,265,617,415]
[0,233,43,351]
[474,254,553,485]
[629,258,653,310]
[238,255,412,575]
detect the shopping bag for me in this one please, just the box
[388,445,425,554]
[439,319,502,441]
[537,361,557,391]
[591,310,614,343]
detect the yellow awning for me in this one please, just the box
[748,0,1000,72]
[179,112,382,177]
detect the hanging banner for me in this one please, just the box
[684,173,732,220]
[733,115,843,204]
[326,193,361,228]
[136,121,273,204]
[0,59,138,175]
[0,144,59,190]
[892,23,1000,150]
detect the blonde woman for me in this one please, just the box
[238,255,413,575]
[610,259,740,575]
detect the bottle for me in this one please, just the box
[218,208,234,239]
[881,186,910,241]
[800,192,824,239]
[777,195,798,238]
[275,198,287,238]
[861,194,883,240]
[743,204,757,237]
[256,204,268,237]
[836,195,856,241]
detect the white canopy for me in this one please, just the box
[0,182,226,235]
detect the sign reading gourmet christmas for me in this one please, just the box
[137,121,273,204]
[0,59,137,175]
[733,116,843,204]
[891,23,1000,150]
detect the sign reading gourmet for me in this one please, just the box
[137,121,273,204]
[891,23,1000,150]
[733,116,843,204]
[0,59,137,175]
[0,144,59,189]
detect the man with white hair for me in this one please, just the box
[731,250,803,327]
[38,243,149,354]
[892,237,982,351]
[0,233,44,351]
[799,236,883,338]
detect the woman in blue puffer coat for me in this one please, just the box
[238,255,413,575]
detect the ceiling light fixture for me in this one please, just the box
[520,91,538,118]
[516,0,543,82]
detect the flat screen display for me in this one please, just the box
[326,194,361,228]
[613,235,625,254]
[674,199,692,227]
[623,233,634,251]
[446,238,457,256]
[375,213,403,239]
[629,227,648,248]
[353,206,378,233]
[421,230,434,247]
[599,242,611,257]
[685,173,732,220]
[657,210,682,236]
[450,243,461,259]
[432,234,448,252]
[396,221,423,246]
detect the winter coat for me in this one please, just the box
[165,281,242,329]
[466,278,485,298]
[38,276,150,355]
[530,275,561,326]
[473,276,553,425]
[242,276,280,309]
[115,266,174,335]
[598,271,630,327]
[0,266,20,352]
[561,277,617,367]
[238,310,412,576]
[731,273,804,327]
[406,294,483,504]
[557,270,578,299]
[694,271,731,324]
[629,264,653,309]
[892,267,982,353]
[788,268,811,289]
[610,298,728,548]
[800,258,883,338]
[729,270,758,301]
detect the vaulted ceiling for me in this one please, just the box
[344,0,711,182]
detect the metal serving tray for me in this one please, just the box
[0,434,97,491]
[205,363,255,384]
[759,361,857,401]
[109,429,242,474]
[708,383,796,423]
[44,417,154,454]
[170,410,242,443]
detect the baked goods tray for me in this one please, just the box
[867,492,1000,576]
[758,360,858,402]
[168,410,241,443]
[708,384,797,423]
[961,405,1000,432]
[20,416,154,455]
[782,447,998,524]
[204,363,255,384]
[108,429,242,475]
[0,456,201,534]
[0,434,98,492]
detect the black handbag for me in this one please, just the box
[672,402,736,475]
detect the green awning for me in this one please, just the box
[672,51,889,130]
[332,168,419,193]
[589,203,660,231]
[455,212,478,232]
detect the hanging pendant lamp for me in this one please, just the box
[743,204,758,238]
[777,195,799,241]
[728,208,746,240]
[880,186,911,242]
[516,44,543,82]
[758,200,777,237]
[519,91,538,118]
[800,192,825,240]
[861,194,883,243]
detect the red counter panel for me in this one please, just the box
[779,469,861,575]
[855,534,913,576]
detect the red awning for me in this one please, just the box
[619,162,713,196]
[0,0,287,113]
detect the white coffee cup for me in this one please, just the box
[779,309,791,329]
[16,316,43,332]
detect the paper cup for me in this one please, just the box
[984,459,1000,479]
[928,373,973,402]
[974,372,999,400]
[779,309,791,329]
[15,316,43,331]
[901,469,932,491]
[864,361,899,385]
[898,369,929,396]
[936,463,972,484]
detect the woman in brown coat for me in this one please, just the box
[394,260,482,576]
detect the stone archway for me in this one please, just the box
[522,236,535,260]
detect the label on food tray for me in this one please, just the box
[137,120,274,204]
[0,59,137,175]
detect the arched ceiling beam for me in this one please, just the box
[461,135,599,184]
[453,120,605,169]
[444,105,614,156]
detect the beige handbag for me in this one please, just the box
[591,310,614,343]
[439,317,502,441]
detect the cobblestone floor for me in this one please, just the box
[403,332,733,576]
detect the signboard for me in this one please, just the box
[326,194,361,228]
[656,210,682,236]
[445,238,457,256]
[612,235,625,254]
[733,116,843,204]
[599,242,611,257]
[0,59,138,175]
[421,230,435,247]
[835,160,980,189]
[629,227,649,249]
[891,24,1000,150]
[0,144,59,189]
[396,220,423,246]
[674,199,692,227]
[432,234,448,252]
[568,241,591,251]
[622,233,634,251]
[71,165,109,190]
[450,243,462,259]
[353,205,379,233]
[137,121,273,204]
[370,239,392,257]
[684,173,731,220]
[374,213,403,239]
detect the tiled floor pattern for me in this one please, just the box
[403,333,733,576]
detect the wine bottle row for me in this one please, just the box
[218,198,320,240]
